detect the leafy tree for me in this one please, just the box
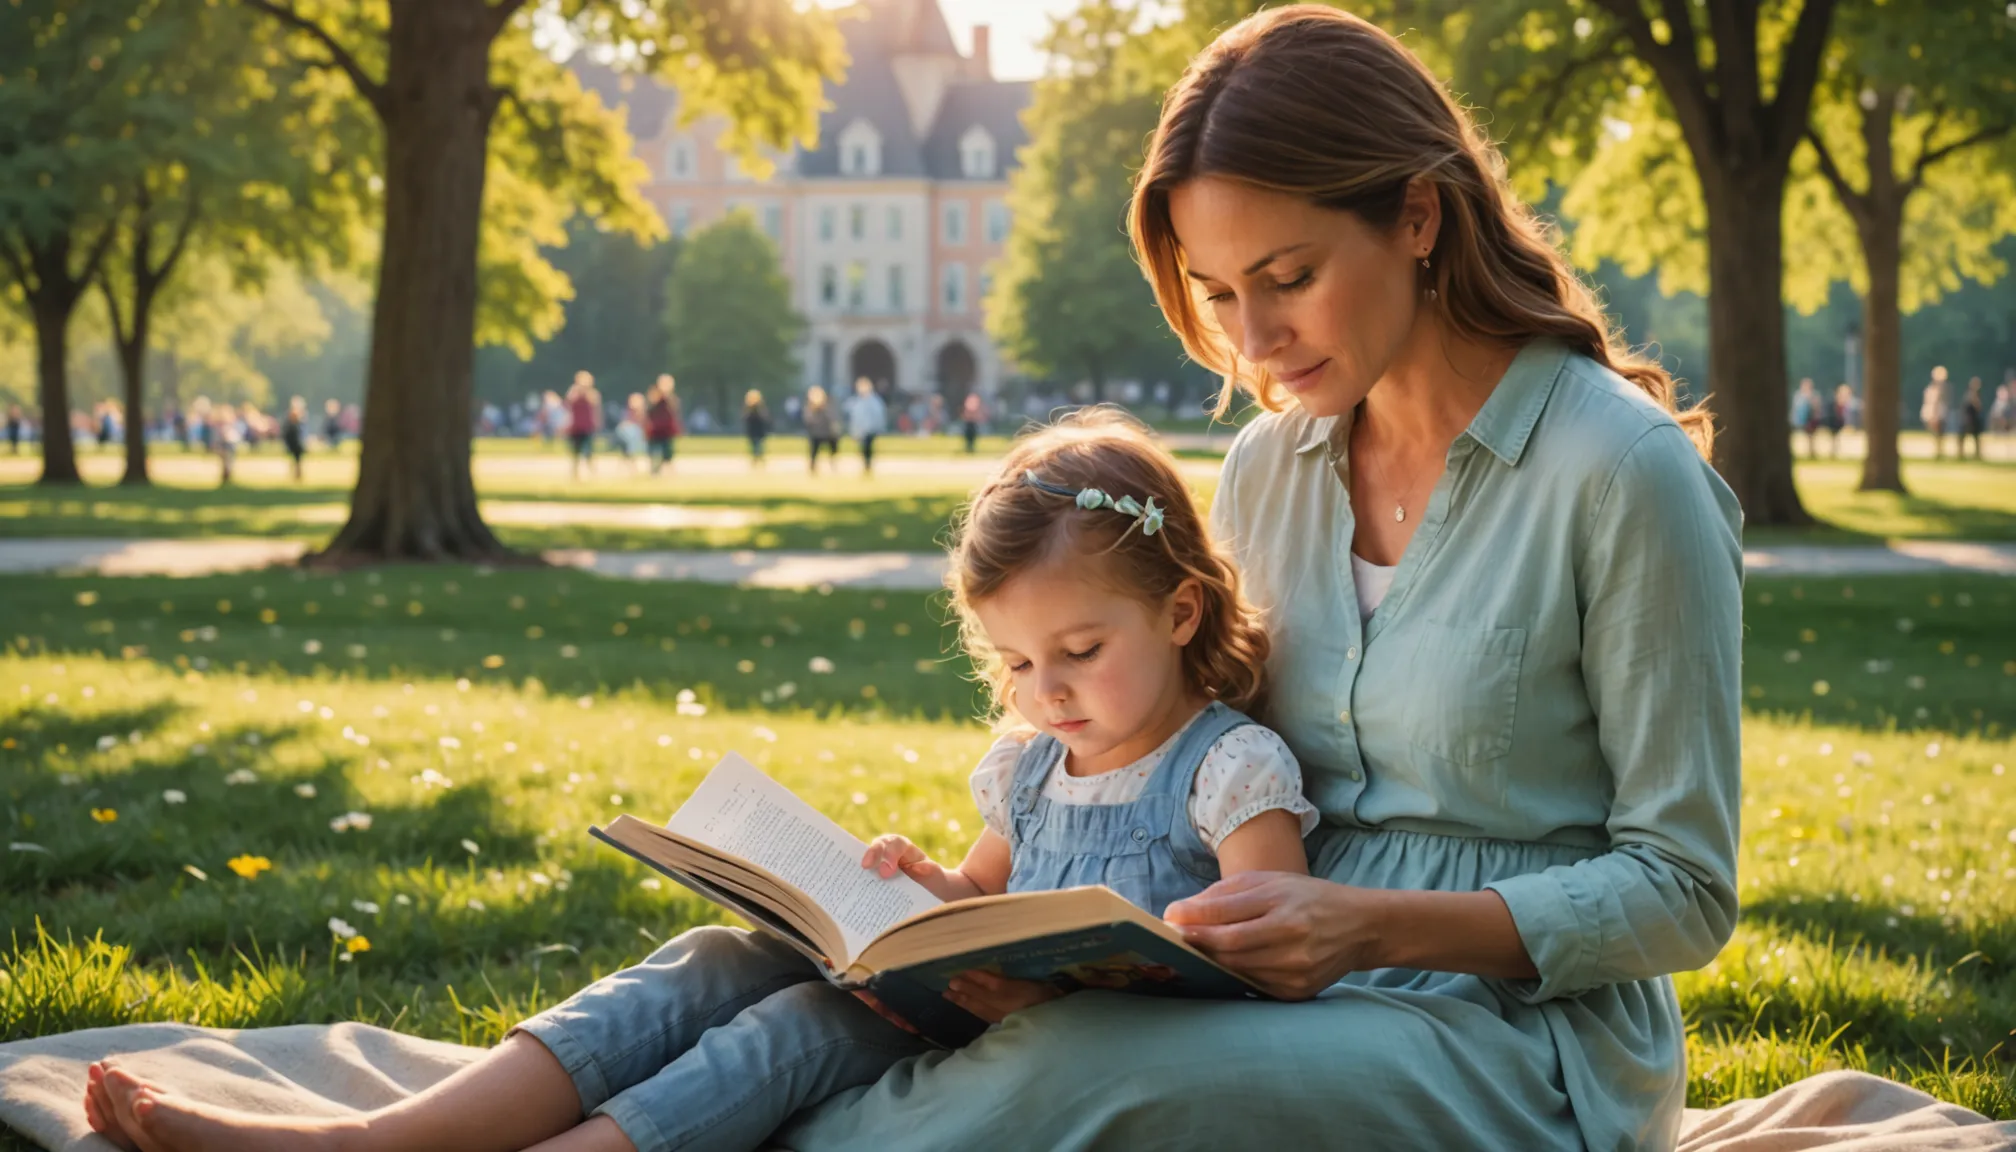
[988,1,1200,404]
[663,212,802,420]
[91,0,364,485]
[475,217,683,409]
[1793,2,2015,491]
[1456,0,1841,526]
[0,0,182,484]
[238,0,843,561]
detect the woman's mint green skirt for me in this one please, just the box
[774,825,1683,1152]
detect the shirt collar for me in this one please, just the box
[1289,339,1568,467]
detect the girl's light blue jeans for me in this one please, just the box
[510,926,932,1152]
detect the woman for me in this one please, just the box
[82,9,1740,1152]
[844,376,887,475]
[282,397,308,481]
[1958,376,1984,460]
[645,376,681,475]
[743,390,771,468]
[566,372,601,480]
[802,385,840,473]
[1921,367,1950,459]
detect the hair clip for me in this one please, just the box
[1021,472,1165,536]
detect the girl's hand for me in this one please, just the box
[944,970,1063,1023]
[861,835,972,902]
[1163,871,1384,1000]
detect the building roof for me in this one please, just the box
[575,0,1029,183]
[920,80,1032,180]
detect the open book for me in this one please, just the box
[592,752,1269,1046]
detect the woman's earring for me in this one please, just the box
[1420,256,1438,302]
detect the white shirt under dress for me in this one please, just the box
[970,710,1321,852]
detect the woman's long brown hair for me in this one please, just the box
[1128,5,1713,457]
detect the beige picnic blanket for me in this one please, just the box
[3,1022,2012,1151]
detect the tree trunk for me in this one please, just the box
[1700,165,1811,526]
[1856,201,1906,493]
[118,306,150,486]
[315,0,512,563]
[30,278,82,485]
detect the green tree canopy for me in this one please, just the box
[663,211,802,421]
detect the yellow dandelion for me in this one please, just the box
[227,854,274,880]
[90,807,118,823]
[482,654,505,669]
[346,935,371,954]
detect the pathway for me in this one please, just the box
[2,538,2013,588]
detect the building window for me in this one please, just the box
[886,205,902,241]
[959,125,996,180]
[671,203,691,238]
[942,263,965,312]
[942,202,966,245]
[818,206,835,242]
[979,268,994,305]
[762,204,783,243]
[819,339,835,389]
[888,265,905,311]
[985,201,1009,244]
[838,119,882,177]
[846,261,867,310]
[849,204,866,241]
[819,265,837,306]
[665,139,693,180]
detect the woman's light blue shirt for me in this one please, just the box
[1212,339,1745,1146]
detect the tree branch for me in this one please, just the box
[243,0,387,117]
[0,236,32,294]
[1909,121,2013,193]
[1529,30,1632,138]
[150,187,203,289]
[74,217,123,292]
[1592,0,1716,154]
[1804,128,1868,224]
[1769,0,1837,160]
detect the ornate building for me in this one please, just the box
[580,0,1030,406]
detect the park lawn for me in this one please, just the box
[2,568,2014,1150]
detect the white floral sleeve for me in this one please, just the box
[968,733,1030,839]
[1189,726,1321,850]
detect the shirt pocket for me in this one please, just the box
[1405,622,1527,767]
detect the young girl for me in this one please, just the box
[82,410,1318,1152]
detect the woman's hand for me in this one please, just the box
[1162,871,1387,1000]
[943,970,1063,1023]
[851,991,919,1035]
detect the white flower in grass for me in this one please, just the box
[467,898,486,911]
[224,769,258,786]
[809,657,835,674]
[303,640,323,655]
[9,842,50,854]
[96,735,118,752]
[162,789,187,805]
[294,783,317,799]
[328,917,359,940]
[394,893,412,906]
[330,811,373,833]
[639,878,662,891]
[351,900,380,915]
[461,838,481,856]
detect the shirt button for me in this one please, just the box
[1346,646,1359,661]
[1348,769,1362,781]
[1131,828,1147,843]
[1337,709,1352,725]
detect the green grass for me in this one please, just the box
[2,567,2013,1143]
[3,434,2009,553]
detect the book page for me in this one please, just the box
[667,753,940,962]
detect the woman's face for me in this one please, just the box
[1168,175,1434,419]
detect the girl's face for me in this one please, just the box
[974,558,1204,773]
[1166,175,1437,420]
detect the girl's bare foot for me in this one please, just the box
[99,1063,361,1152]
[83,1062,141,1152]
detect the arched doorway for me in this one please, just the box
[935,340,977,407]
[847,339,897,395]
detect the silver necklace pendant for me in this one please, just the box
[1394,504,1407,523]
